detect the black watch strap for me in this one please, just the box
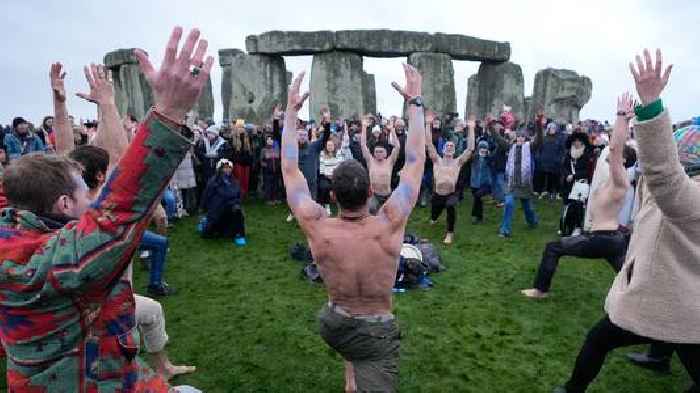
[408,96,424,107]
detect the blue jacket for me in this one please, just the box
[537,134,565,173]
[201,174,242,224]
[4,132,45,160]
[470,155,493,189]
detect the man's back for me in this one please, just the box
[304,215,402,315]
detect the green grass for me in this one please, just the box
[1,195,693,392]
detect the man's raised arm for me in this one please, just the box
[50,62,74,155]
[383,64,426,224]
[457,114,476,166]
[388,125,401,163]
[608,93,634,190]
[359,115,372,163]
[76,64,129,170]
[281,72,324,223]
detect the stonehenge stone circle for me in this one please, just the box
[104,49,214,121]
[309,51,365,120]
[219,49,288,124]
[362,72,377,115]
[471,61,525,122]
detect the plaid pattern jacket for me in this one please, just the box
[0,113,190,392]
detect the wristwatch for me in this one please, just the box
[407,96,424,107]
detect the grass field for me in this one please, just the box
[1,195,693,392]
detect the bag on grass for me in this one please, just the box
[415,241,445,273]
[301,263,323,283]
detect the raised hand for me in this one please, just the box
[466,113,476,129]
[287,72,310,112]
[425,110,435,124]
[617,92,635,120]
[50,62,67,102]
[391,63,422,100]
[134,27,214,123]
[629,48,672,105]
[76,64,115,105]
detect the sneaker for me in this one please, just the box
[520,288,549,299]
[498,231,511,239]
[495,203,505,208]
[234,236,247,246]
[556,194,562,200]
[572,227,582,237]
[538,193,545,200]
[286,214,294,222]
[625,352,671,374]
[471,217,483,224]
[139,250,151,259]
[429,220,437,226]
[147,282,176,297]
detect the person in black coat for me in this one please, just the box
[199,159,247,246]
[561,131,594,235]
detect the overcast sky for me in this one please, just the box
[1,0,698,126]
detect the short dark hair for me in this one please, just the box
[623,145,637,168]
[69,145,109,190]
[331,160,370,211]
[373,143,388,154]
[3,154,82,215]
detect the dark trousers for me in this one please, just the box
[565,315,700,393]
[203,205,246,238]
[431,193,456,232]
[533,231,627,292]
[471,186,491,220]
[318,175,333,205]
[649,343,676,360]
[534,170,560,194]
[262,170,282,202]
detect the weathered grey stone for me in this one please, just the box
[523,96,533,124]
[246,30,510,62]
[362,72,376,115]
[309,51,364,120]
[286,71,293,86]
[465,74,479,117]
[532,68,592,124]
[246,31,335,56]
[219,49,287,124]
[408,52,456,116]
[105,49,215,121]
[473,61,525,122]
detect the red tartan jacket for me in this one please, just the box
[0,112,191,392]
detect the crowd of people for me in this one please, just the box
[0,25,698,393]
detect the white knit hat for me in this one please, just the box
[216,158,233,170]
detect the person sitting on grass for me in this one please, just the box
[199,158,247,246]
[282,64,425,393]
[520,92,635,300]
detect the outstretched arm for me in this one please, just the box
[457,115,476,166]
[281,72,324,225]
[359,115,372,163]
[77,64,128,170]
[50,62,74,155]
[383,64,426,225]
[608,93,634,189]
[628,48,700,220]
[388,126,400,163]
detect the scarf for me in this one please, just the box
[506,142,532,187]
[570,145,585,160]
[204,136,225,158]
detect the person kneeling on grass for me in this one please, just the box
[199,158,247,246]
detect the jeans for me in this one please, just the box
[162,188,178,220]
[564,315,700,393]
[491,171,505,203]
[533,231,626,292]
[499,194,537,235]
[139,230,168,287]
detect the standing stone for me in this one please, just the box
[532,68,592,124]
[310,51,364,120]
[362,72,377,115]
[104,48,214,121]
[523,96,533,124]
[465,74,479,117]
[407,52,456,116]
[219,49,287,124]
[474,61,525,123]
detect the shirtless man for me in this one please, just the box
[282,64,425,393]
[426,112,475,244]
[360,114,400,215]
[521,92,635,299]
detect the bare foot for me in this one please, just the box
[163,364,196,381]
[520,288,549,299]
[429,220,437,226]
[443,232,454,244]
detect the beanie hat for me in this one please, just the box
[673,124,700,168]
[206,125,220,137]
